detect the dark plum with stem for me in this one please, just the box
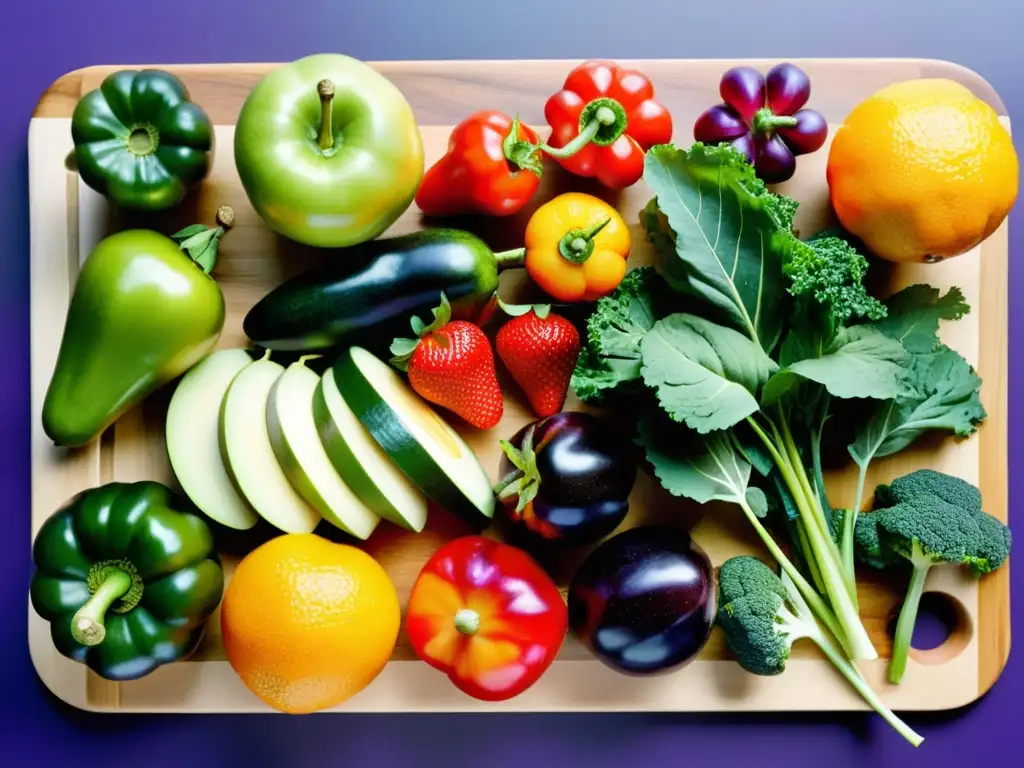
[495,412,637,547]
[694,63,828,183]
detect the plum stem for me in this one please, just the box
[752,107,798,135]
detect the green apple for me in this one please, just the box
[234,53,424,249]
[219,353,321,534]
[166,347,260,530]
[266,357,381,540]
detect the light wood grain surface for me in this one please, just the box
[28,57,1010,713]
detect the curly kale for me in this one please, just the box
[785,234,887,325]
[570,265,669,403]
[854,469,1012,684]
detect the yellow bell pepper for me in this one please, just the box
[524,192,630,302]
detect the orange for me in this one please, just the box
[826,78,1018,263]
[220,533,400,714]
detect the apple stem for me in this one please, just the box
[317,79,335,152]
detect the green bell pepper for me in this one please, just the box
[71,69,214,211]
[29,481,224,681]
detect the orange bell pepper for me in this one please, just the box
[524,192,631,302]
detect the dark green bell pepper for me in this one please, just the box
[29,481,224,681]
[72,69,214,211]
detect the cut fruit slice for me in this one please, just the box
[166,348,260,530]
[267,357,381,540]
[219,353,321,534]
[334,346,495,525]
[313,367,428,533]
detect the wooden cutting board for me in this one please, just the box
[28,57,1010,714]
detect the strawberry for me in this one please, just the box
[390,293,504,429]
[495,303,581,417]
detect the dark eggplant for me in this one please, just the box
[243,228,525,353]
[495,411,636,547]
[568,525,716,675]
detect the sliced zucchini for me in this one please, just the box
[165,348,260,530]
[267,358,381,540]
[333,346,495,525]
[313,367,428,532]
[219,354,321,534]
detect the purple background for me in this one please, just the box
[2,0,1020,765]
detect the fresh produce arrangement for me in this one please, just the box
[30,55,1017,744]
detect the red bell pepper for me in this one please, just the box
[539,60,674,188]
[405,535,568,702]
[415,110,544,218]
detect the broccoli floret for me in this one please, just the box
[856,469,1012,684]
[717,555,815,675]
[716,556,923,747]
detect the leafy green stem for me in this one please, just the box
[817,624,924,747]
[737,496,844,644]
[842,462,870,587]
[764,415,876,660]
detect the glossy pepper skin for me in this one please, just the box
[524,192,631,302]
[405,536,568,702]
[543,60,673,188]
[42,208,232,447]
[71,69,214,211]
[415,111,543,217]
[29,481,224,682]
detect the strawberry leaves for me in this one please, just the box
[390,292,453,371]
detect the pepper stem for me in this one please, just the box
[541,97,629,158]
[558,217,610,264]
[751,107,799,135]
[502,115,544,177]
[494,247,527,269]
[318,79,336,152]
[454,609,480,636]
[71,569,132,647]
[170,205,235,275]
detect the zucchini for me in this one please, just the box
[334,346,495,525]
[242,228,524,353]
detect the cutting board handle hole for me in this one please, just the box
[886,591,973,666]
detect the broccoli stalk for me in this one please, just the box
[854,469,1012,684]
[887,541,934,685]
[718,556,924,747]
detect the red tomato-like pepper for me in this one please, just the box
[415,110,543,217]
[405,535,568,702]
[540,60,674,188]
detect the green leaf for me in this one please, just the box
[641,142,793,355]
[849,345,986,467]
[171,224,208,240]
[636,413,750,505]
[761,325,912,405]
[868,285,969,354]
[745,487,769,518]
[640,314,778,434]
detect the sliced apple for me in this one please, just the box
[313,366,428,532]
[219,354,321,534]
[166,348,260,530]
[266,357,381,540]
